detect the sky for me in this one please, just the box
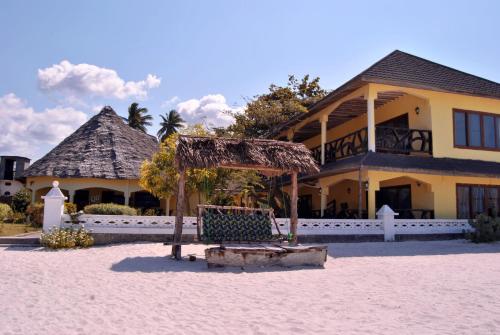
[1,0,500,161]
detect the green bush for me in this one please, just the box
[41,227,94,249]
[142,208,161,216]
[64,202,77,214]
[467,214,500,243]
[12,188,31,213]
[26,203,44,227]
[0,203,13,221]
[83,203,137,215]
[9,212,26,224]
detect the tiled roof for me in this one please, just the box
[299,152,500,181]
[360,50,500,99]
[273,50,500,136]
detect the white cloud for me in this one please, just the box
[0,93,87,159]
[160,96,179,109]
[38,60,161,100]
[176,94,242,128]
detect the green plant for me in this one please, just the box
[41,227,94,249]
[11,188,31,213]
[467,214,500,243]
[0,203,12,222]
[142,208,160,216]
[9,211,26,224]
[83,203,137,215]
[26,203,44,227]
[64,202,77,214]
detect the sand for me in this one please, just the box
[1,240,500,335]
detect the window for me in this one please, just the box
[453,109,500,150]
[484,115,496,148]
[457,184,500,219]
[454,112,467,146]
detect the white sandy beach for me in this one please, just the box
[1,240,500,335]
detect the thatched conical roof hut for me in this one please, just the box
[25,106,158,179]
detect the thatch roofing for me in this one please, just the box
[175,136,319,174]
[24,106,158,179]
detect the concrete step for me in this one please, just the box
[0,236,40,246]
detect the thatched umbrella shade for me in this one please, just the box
[171,135,320,259]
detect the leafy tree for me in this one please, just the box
[139,125,218,214]
[157,110,184,142]
[12,188,31,213]
[127,102,153,132]
[227,74,327,138]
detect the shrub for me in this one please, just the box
[467,214,500,243]
[83,203,137,215]
[26,203,44,227]
[9,211,26,224]
[64,202,77,214]
[0,203,12,221]
[12,188,31,213]
[142,208,161,216]
[41,227,94,249]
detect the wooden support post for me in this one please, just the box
[320,115,328,165]
[290,171,298,245]
[366,93,376,152]
[172,168,186,260]
[358,168,363,219]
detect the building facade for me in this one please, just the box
[0,156,30,200]
[273,50,500,219]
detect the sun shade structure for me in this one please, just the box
[24,106,158,179]
[175,136,319,175]
[170,135,320,260]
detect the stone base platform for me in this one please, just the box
[205,244,328,268]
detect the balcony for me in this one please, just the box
[311,126,432,165]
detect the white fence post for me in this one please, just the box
[377,205,398,242]
[42,181,67,232]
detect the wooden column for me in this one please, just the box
[366,88,376,152]
[320,115,328,165]
[290,171,298,244]
[358,168,363,218]
[172,168,186,260]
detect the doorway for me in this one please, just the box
[376,184,412,218]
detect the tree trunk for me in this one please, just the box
[290,171,298,245]
[172,169,186,260]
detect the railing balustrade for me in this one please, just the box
[376,126,432,155]
[311,126,432,165]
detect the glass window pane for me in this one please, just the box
[471,186,485,217]
[496,117,500,148]
[483,116,496,148]
[457,186,470,219]
[468,114,481,147]
[486,187,498,217]
[454,112,467,146]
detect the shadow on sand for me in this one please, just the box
[110,256,324,273]
[328,240,500,258]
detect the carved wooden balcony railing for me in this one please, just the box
[311,128,368,164]
[311,126,432,165]
[375,126,433,155]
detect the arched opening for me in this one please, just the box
[73,188,125,211]
[35,187,69,203]
[377,176,434,219]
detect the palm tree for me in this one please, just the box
[157,110,184,141]
[127,102,152,133]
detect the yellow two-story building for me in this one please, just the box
[273,50,500,220]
